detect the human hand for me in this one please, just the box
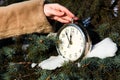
[44,3,78,23]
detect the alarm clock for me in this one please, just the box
[56,18,92,61]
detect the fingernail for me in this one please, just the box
[74,17,79,20]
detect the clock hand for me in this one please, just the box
[65,31,70,43]
[65,31,71,48]
[70,32,73,44]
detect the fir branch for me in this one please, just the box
[2,47,15,59]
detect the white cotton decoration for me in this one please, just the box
[31,63,37,68]
[38,55,69,70]
[77,63,81,68]
[111,0,118,17]
[85,37,118,59]
[113,6,118,17]
[111,0,115,4]
[47,32,57,37]
[22,44,29,51]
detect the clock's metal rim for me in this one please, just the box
[56,23,91,61]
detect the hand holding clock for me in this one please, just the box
[44,3,78,23]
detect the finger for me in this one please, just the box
[52,16,70,23]
[60,15,72,22]
[56,4,79,21]
[55,15,79,23]
[48,8,65,17]
[56,4,75,18]
[73,17,79,20]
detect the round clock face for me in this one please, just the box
[56,24,87,61]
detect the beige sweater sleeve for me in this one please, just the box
[0,0,53,39]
